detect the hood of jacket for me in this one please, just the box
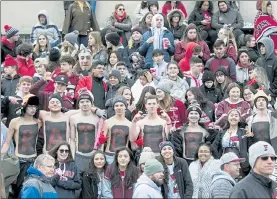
[257,37,274,60]
[151,13,165,30]
[1,36,15,49]
[167,9,185,27]
[4,73,21,80]
[211,170,236,185]
[27,166,45,178]
[35,10,53,26]
[185,42,198,60]
[262,1,271,14]
[134,174,161,192]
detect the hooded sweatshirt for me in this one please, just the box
[138,14,175,68]
[30,10,61,47]
[210,170,236,198]
[133,174,163,199]
[21,167,58,198]
[256,37,277,94]
[53,161,81,199]
[179,42,198,72]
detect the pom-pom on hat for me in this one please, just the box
[139,147,156,165]
[4,54,18,67]
[4,24,19,39]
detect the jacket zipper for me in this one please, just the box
[122,175,125,198]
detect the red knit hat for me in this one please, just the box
[4,54,18,67]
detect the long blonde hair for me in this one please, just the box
[33,34,51,56]
[254,67,270,89]
[88,31,104,53]
[158,92,174,112]
[219,27,238,53]
[76,1,91,12]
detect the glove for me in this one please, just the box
[96,109,107,119]
[98,131,109,144]
[134,136,144,147]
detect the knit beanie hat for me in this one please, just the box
[249,141,276,168]
[49,47,61,62]
[253,89,271,108]
[4,54,18,67]
[215,66,229,76]
[64,30,79,46]
[202,70,215,83]
[144,159,164,175]
[77,92,94,105]
[106,32,121,46]
[49,93,63,106]
[139,147,156,165]
[4,25,19,39]
[131,27,142,35]
[112,95,128,108]
[156,80,173,94]
[187,100,202,117]
[159,141,175,151]
[109,70,121,81]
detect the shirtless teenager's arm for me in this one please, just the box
[1,119,16,153]
[69,116,77,159]
[130,112,143,142]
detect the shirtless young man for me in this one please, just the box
[70,91,99,172]
[130,95,172,156]
[102,96,131,164]
[248,90,277,151]
[1,95,41,198]
[177,101,208,164]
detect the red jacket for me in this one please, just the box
[158,100,187,129]
[16,56,35,77]
[216,98,251,128]
[162,2,187,18]
[226,43,237,63]
[174,40,210,63]
[43,68,80,93]
[74,76,108,99]
[178,42,198,72]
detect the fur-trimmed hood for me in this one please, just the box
[167,9,185,27]
[261,0,272,14]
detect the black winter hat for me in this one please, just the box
[49,93,63,106]
[106,32,121,46]
[215,66,229,76]
[109,70,121,81]
[202,70,215,83]
[49,47,61,62]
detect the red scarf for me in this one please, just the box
[237,61,251,69]
[113,11,127,23]
[254,11,277,41]
[246,79,257,86]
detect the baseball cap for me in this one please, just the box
[249,141,277,168]
[220,152,246,165]
[55,75,68,85]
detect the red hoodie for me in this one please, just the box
[162,2,187,18]
[16,56,35,77]
[178,42,198,72]
[43,68,80,93]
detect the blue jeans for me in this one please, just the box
[78,35,88,47]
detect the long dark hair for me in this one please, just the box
[194,1,214,13]
[223,109,242,130]
[185,87,208,109]
[48,141,73,162]
[194,142,215,160]
[107,51,122,65]
[136,86,156,112]
[110,147,138,188]
[86,150,108,183]
[20,105,40,119]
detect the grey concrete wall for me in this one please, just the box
[1,1,277,34]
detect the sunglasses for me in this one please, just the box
[260,156,277,161]
[59,149,69,154]
[119,8,125,11]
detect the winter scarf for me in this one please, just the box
[113,11,127,23]
[254,11,277,41]
[189,157,221,198]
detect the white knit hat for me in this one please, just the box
[139,147,155,165]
